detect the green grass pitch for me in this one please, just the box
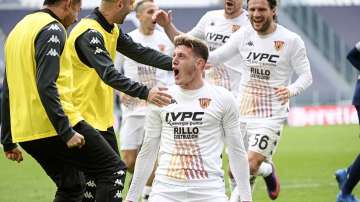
[0,125,359,202]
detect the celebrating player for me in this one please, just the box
[208,0,313,200]
[125,35,252,202]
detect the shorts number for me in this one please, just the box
[251,134,269,150]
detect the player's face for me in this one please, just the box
[138,2,158,32]
[172,46,200,89]
[117,0,135,24]
[248,0,275,34]
[224,0,243,16]
[63,0,82,28]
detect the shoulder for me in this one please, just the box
[201,9,223,20]
[277,24,303,42]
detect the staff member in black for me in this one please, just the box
[66,0,173,201]
[1,0,125,201]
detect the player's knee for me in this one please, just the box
[248,158,262,175]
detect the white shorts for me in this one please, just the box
[244,122,284,161]
[149,180,228,202]
[120,116,145,150]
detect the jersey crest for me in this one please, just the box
[274,40,285,51]
[198,98,212,109]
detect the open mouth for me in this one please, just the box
[226,1,234,7]
[174,69,179,77]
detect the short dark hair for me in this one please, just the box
[247,0,277,9]
[134,0,154,13]
[44,0,81,5]
[174,35,209,62]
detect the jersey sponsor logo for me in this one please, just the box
[198,98,211,109]
[274,40,285,51]
[205,32,230,43]
[231,24,241,33]
[245,52,279,64]
[94,47,104,55]
[90,37,100,45]
[250,67,270,80]
[47,35,60,43]
[165,112,204,122]
[47,24,60,31]
[46,48,59,56]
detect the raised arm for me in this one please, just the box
[208,30,243,66]
[152,10,183,42]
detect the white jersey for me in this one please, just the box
[209,24,312,124]
[126,82,251,202]
[188,9,250,96]
[118,29,174,117]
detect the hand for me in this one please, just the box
[147,87,172,107]
[152,9,172,28]
[274,86,290,105]
[66,132,85,149]
[204,63,213,70]
[5,147,23,163]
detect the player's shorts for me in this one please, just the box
[120,116,145,150]
[149,180,228,202]
[244,122,284,161]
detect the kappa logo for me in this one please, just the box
[94,47,104,55]
[114,190,122,199]
[86,180,96,187]
[198,98,211,109]
[90,37,100,45]
[46,48,59,56]
[231,24,241,33]
[274,40,285,51]
[246,41,254,47]
[114,179,123,187]
[48,35,60,43]
[84,191,94,199]
[115,170,125,176]
[89,29,98,33]
[47,24,61,31]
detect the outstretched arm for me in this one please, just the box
[117,28,173,71]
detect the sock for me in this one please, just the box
[342,154,360,195]
[250,175,257,192]
[142,186,152,202]
[230,177,237,191]
[258,162,273,177]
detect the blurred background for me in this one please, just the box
[0,1,359,202]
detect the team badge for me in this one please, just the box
[274,40,285,51]
[158,44,166,53]
[231,24,241,33]
[198,98,211,109]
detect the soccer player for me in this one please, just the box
[208,0,313,200]
[1,0,126,201]
[116,0,174,201]
[335,41,360,202]
[66,0,174,201]
[153,0,251,190]
[125,35,252,202]
[153,0,249,96]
